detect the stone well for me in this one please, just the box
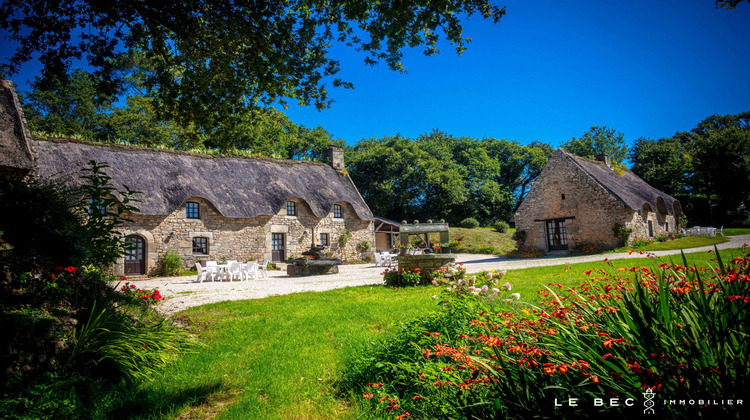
[397,254,456,281]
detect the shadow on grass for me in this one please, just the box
[105,379,226,419]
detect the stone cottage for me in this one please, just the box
[31,139,375,275]
[514,150,682,251]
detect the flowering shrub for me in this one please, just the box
[382,268,423,287]
[505,246,546,258]
[115,282,165,307]
[354,247,750,419]
[576,244,601,255]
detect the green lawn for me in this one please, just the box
[107,247,747,419]
[610,235,729,253]
[448,227,515,254]
[725,227,750,236]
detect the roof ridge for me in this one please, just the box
[33,137,327,166]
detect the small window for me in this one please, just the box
[333,204,342,219]
[286,201,296,216]
[561,194,566,200]
[186,201,200,219]
[648,220,654,237]
[192,237,208,254]
[88,198,106,215]
[320,233,329,246]
[666,222,669,232]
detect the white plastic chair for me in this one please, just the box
[258,259,270,278]
[243,261,259,280]
[227,262,243,281]
[374,252,382,267]
[719,226,724,236]
[195,263,212,283]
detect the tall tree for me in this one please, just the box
[561,125,628,164]
[20,70,114,138]
[629,136,693,195]
[1,1,505,140]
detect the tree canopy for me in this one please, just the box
[560,125,628,164]
[347,131,553,225]
[630,111,750,226]
[1,0,505,137]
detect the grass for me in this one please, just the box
[610,235,729,253]
[448,227,516,255]
[725,227,750,236]
[103,247,747,419]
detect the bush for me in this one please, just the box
[459,217,479,229]
[159,250,182,276]
[338,229,352,247]
[493,221,509,233]
[382,267,423,287]
[612,223,634,246]
[352,247,750,419]
[356,241,371,253]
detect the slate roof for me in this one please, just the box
[33,139,373,220]
[562,150,681,216]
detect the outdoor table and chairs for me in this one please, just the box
[376,251,398,267]
[197,260,263,282]
[687,226,723,237]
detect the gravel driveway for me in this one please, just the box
[121,235,750,313]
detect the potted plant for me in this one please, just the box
[440,242,451,254]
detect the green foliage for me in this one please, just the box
[159,251,182,277]
[356,241,371,253]
[630,111,750,226]
[561,125,628,164]
[338,229,353,248]
[69,292,187,381]
[347,133,553,225]
[511,229,527,245]
[459,217,480,229]
[612,223,634,246]
[1,1,505,138]
[382,267,424,287]
[493,221,510,233]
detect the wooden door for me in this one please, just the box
[271,233,285,262]
[546,220,568,251]
[124,235,146,275]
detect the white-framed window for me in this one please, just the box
[333,204,342,219]
[286,201,297,216]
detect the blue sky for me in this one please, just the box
[281,0,750,147]
[3,1,749,148]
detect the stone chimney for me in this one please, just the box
[325,146,345,171]
[595,154,610,166]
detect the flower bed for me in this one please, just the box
[352,246,750,419]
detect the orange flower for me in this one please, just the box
[592,376,600,384]
[363,392,374,399]
[396,413,411,419]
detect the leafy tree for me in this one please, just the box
[20,70,114,138]
[1,0,506,139]
[629,136,693,195]
[687,112,750,224]
[561,125,628,164]
[716,0,749,9]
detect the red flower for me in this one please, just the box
[601,353,613,359]
[362,392,373,399]
[396,413,411,419]
[367,382,383,388]
[592,376,600,384]
[412,395,424,400]
[64,266,76,274]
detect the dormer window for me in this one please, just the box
[333,204,342,219]
[286,201,297,216]
[186,201,200,219]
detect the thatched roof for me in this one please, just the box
[562,150,682,216]
[33,139,373,220]
[0,80,36,179]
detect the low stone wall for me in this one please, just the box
[397,254,456,281]
[287,263,339,277]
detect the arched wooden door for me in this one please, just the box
[124,235,146,275]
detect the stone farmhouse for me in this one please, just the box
[2,79,376,276]
[515,150,682,251]
[33,140,375,276]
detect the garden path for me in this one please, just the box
[121,234,750,314]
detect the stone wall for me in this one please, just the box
[397,254,456,282]
[627,208,677,241]
[114,197,374,276]
[515,153,628,251]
